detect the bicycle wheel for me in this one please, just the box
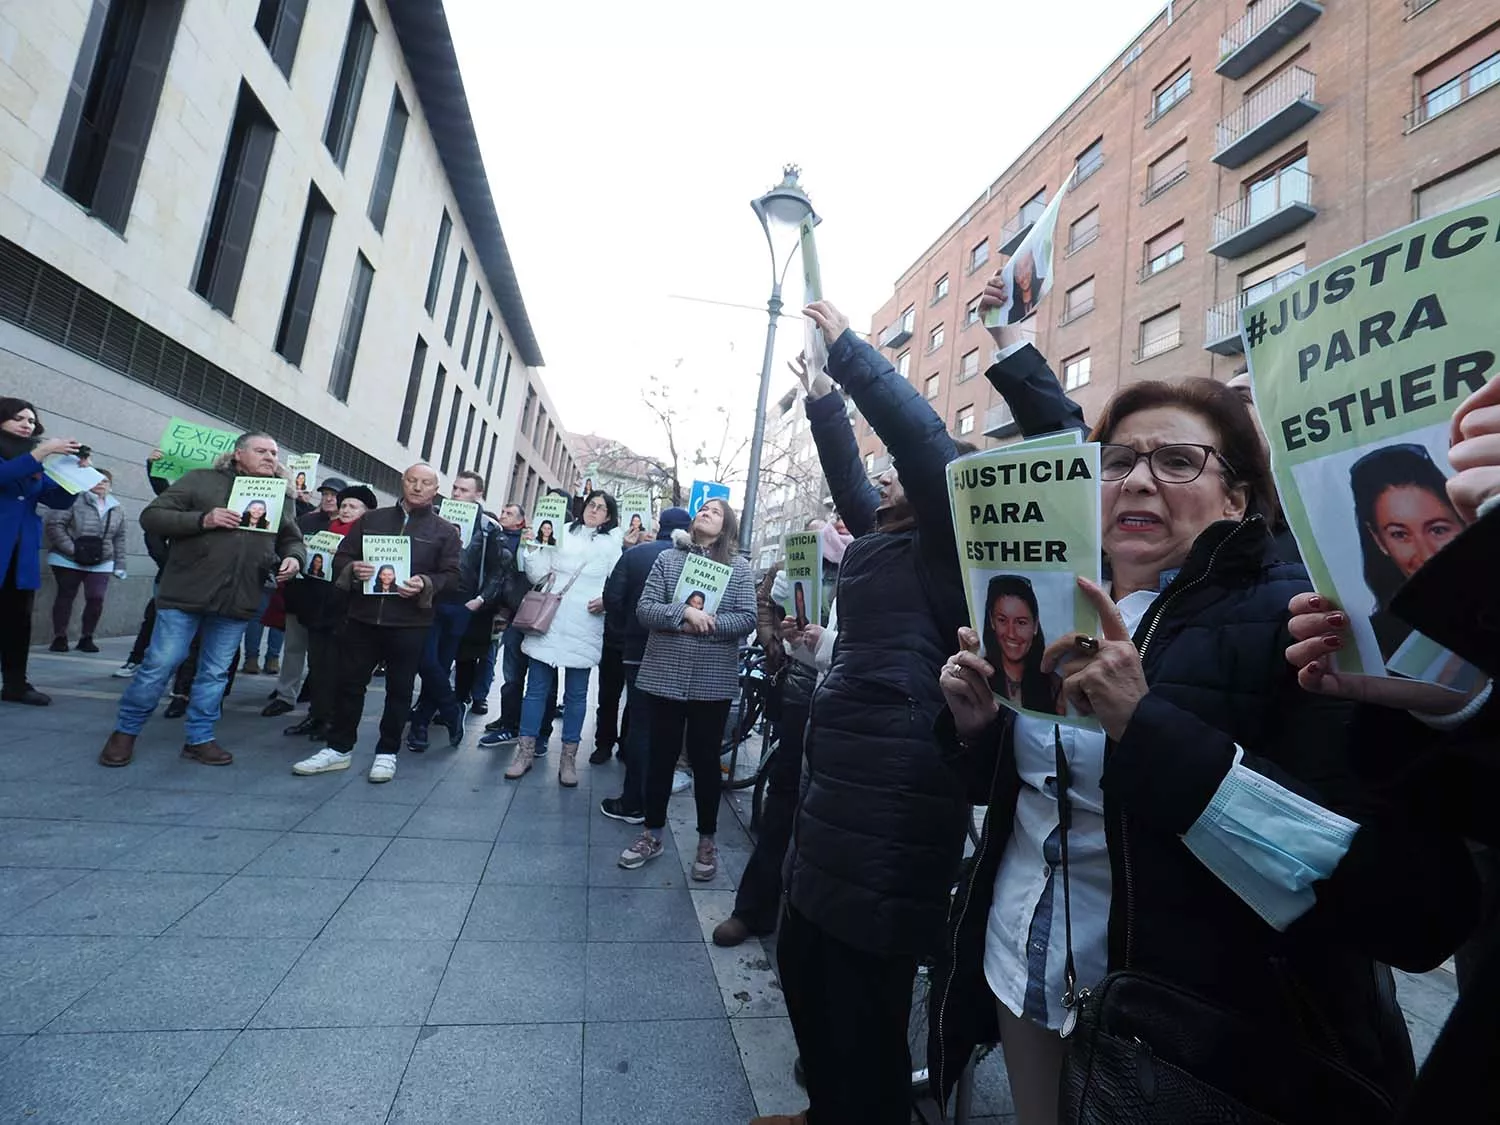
[909,961,933,1094]
[750,724,779,830]
[722,693,766,791]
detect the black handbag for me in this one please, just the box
[71,509,111,567]
[1051,729,1395,1125]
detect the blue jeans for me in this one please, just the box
[520,662,591,745]
[411,602,473,724]
[116,609,249,745]
[471,638,499,704]
[242,589,282,661]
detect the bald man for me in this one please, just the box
[294,464,460,783]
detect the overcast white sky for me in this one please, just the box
[447,0,1166,474]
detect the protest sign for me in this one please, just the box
[363,535,410,595]
[1244,195,1496,689]
[801,215,829,375]
[673,555,734,615]
[781,531,824,629]
[529,494,570,546]
[287,453,319,495]
[151,417,239,482]
[948,442,1102,730]
[42,454,105,495]
[226,476,285,533]
[982,169,1076,330]
[438,498,480,548]
[619,493,653,538]
[302,531,344,581]
[688,480,730,516]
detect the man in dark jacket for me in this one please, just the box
[407,471,507,750]
[597,505,692,822]
[480,499,560,751]
[292,463,459,784]
[99,432,305,768]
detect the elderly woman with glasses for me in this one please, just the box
[929,377,1476,1125]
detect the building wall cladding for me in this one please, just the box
[859,0,1500,460]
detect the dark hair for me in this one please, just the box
[571,489,619,535]
[981,575,1054,712]
[694,497,740,565]
[1089,378,1276,524]
[1350,443,1460,612]
[537,520,555,544]
[308,553,326,576]
[375,565,397,590]
[0,398,43,455]
[455,470,486,495]
[687,590,707,608]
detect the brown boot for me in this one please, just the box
[99,731,136,767]
[504,736,536,780]
[559,742,579,788]
[181,740,233,766]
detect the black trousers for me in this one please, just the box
[326,619,425,754]
[1,547,34,692]
[128,597,157,665]
[643,692,730,835]
[305,627,340,723]
[778,904,918,1125]
[173,629,239,698]
[732,700,809,933]
[594,644,627,751]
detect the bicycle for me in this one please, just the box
[720,645,781,830]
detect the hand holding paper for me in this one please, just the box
[1041,578,1149,741]
[1446,374,1500,524]
[804,302,850,348]
[940,627,1000,740]
[203,507,241,531]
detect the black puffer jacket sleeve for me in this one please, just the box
[806,390,878,537]
[477,522,507,606]
[984,343,1090,438]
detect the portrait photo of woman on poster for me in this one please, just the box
[1008,248,1041,325]
[536,520,556,546]
[307,552,327,579]
[627,513,644,535]
[982,574,1060,714]
[294,471,308,492]
[793,581,810,629]
[239,499,270,530]
[372,564,398,594]
[685,590,706,610]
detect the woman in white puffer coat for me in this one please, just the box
[506,489,624,785]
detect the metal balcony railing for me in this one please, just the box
[1405,53,1500,130]
[983,401,1018,438]
[1209,167,1315,257]
[1066,226,1101,256]
[1136,329,1183,362]
[1218,0,1324,79]
[1059,296,1095,325]
[1214,67,1320,167]
[1205,295,1249,354]
[999,198,1048,256]
[1141,161,1189,204]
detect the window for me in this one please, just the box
[323,1,374,169]
[445,251,468,344]
[508,454,526,503]
[459,404,476,469]
[496,352,513,414]
[1062,277,1095,323]
[327,253,374,401]
[928,324,945,352]
[424,209,451,317]
[1239,246,1307,303]
[397,336,427,446]
[485,432,498,487]
[254,0,306,77]
[422,365,447,460]
[965,296,982,327]
[1063,351,1091,391]
[1415,151,1500,217]
[1139,307,1182,360]
[1146,141,1189,199]
[900,305,916,333]
[897,351,911,378]
[960,349,980,382]
[933,274,949,302]
[1075,138,1104,183]
[487,342,504,403]
[1415,28,1500,126]
[193,84,276,315]
[366,89,408,233]
[957,405,976,436]
[924,374,940,400]
[1067,207,1100,254]
[970,238,990,272]
[441,387,461,473]
[461,283,481,367]
[1151,64,1192,121]
[1243,151,1310,222]
[476,420,488,472]
[475,311,493,386]
[46,0,186,234]
[274,184,334,366]
[1143,223,1186,277]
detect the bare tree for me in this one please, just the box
[639,373,686,507]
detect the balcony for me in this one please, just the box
[1217,0,1324,79]
[983,401,1019,439]
[1205,295,1249,354]
[1141,161,1189,204]
[1214,67,1322,168]
[998,198,1047,256]
[1209,168,1316,258]
[879,321,913,350]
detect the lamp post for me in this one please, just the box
[741,165,818,558]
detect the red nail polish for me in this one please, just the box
[1309,595,1325,611]
[1323,634,1343,649]
[1328,613,1347,629]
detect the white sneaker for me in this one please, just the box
[293,747,351,776]
[113,661,139,678]
[368,753,397,783]
[671,768,692,795]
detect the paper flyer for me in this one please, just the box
[948,442,1103,730]
[619,492,653,539]
[981,167,1077,330]
[226,476,286,533]
[287,453,319,495]
[800,215,829,375]
[688,480,730,517]
[363,534,411,595]
[151,417,239,482]
[302,531,344,582]
[781,531,824,629]
[529,493,570,547]
[673,555,734,615]
[42,454,105,495]
[1243,194,1495,690]
[439,497,479,548]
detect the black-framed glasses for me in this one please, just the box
[1098,443,1234,484]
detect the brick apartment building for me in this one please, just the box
[860,0,1500,466]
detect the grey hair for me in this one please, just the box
[235,431,276,451]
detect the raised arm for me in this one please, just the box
[807,390,878,537]
[985,344,1089,438]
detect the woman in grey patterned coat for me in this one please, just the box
[619,498,756,880]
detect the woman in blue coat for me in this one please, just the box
[1,398,87,705]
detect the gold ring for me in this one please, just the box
[1075,635,1099,654]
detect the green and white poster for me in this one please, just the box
[781,531,823,629]
[439,497,479,548]
[226,476,286,533]
[981,167,1076,330]
[151,417,239,482]
[673,555,734,615]
[620,492,653,539]
[363,535,410,595]
[302,531,344,582]
[1244,195,1496,689]
[801,215,828,374]
[529,494,570,547]
[287,453,319,495]
[948,442,1102,729]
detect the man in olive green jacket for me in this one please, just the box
[99,432,305,768]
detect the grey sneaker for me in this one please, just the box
[692,835,718,881]
[619,831,664,870]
